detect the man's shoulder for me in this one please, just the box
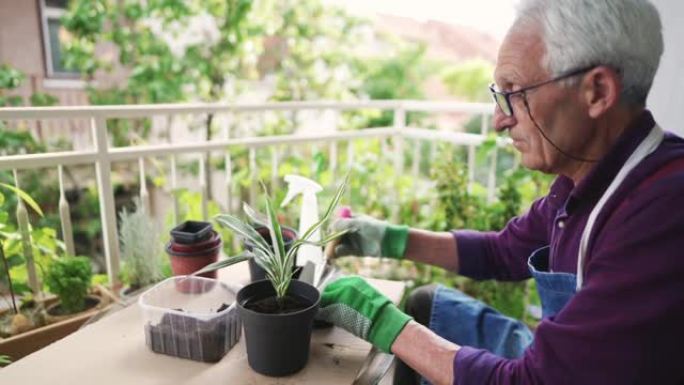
[614,144,684,217]
[637,132,684,190]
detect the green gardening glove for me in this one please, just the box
[315,276,412,353]
[332,216,409,259]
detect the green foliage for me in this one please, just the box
[442,59,494,102]
[0,354,11,366]
[269,0,366,102]
[119,200,164,288]
[29,92,59,107]
[0,131,44,155]
[61,0,368,149]
[0,183,44,217]
[422,147,552,320]
[0,64,24,90]
[0,182,62,299]
[360,45,427,101]
[45,256,93,314]
[92,273,109,286]
[62,0,262,104]
[350,44,429,128]
[0,63,57,108]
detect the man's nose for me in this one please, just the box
[493,105,517,133]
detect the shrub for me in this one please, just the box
[45,256,92,314]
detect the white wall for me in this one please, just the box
[647,0,684,135]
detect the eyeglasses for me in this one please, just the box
[489,65,596,117]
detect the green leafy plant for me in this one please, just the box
[44,256,93,314]
[0,63,57,108]
[0,354,11,367]
[195,175,350,300]
[0,183,44,217]
[441,59,495,102]
[119,200,164,289]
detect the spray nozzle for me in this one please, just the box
[281,174,323,208]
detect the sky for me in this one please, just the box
[324,0,518,39]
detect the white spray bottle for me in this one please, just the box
[281,175,324,274]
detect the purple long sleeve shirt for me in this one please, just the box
[452,111,684,385]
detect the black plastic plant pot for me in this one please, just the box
[171,220,213,244]
[236,279,320,376]
[244,226,300,282]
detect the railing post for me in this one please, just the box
[249,147,257,205]
[138,157,151,215]
[199,156,209,221]
[346,140,355,203]
[412,140,420,179]
[467,145,476,192]
[271,147,279,192]
[170,155,180,224]
[329,141,337,181]
[223,120,233,214]
[92,116,120,287]
[330,110,339,181]
[392,107,406,222]
[481,113,497,202]
[487,146,498,203]
[429,139,437,176]
[58,165,75,256]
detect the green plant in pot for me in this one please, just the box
[194,176,349,376]
[0,184,44,333]
[244,225,299,282]
[119,200,165,296]
[44,256,95,319]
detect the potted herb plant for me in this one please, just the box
[0,185,116,360]
[194,176,349,376]
[44,256,102,323]
[118,200,165,297]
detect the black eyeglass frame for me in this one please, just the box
[489,65,597,117]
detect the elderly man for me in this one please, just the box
[316,0,684,384]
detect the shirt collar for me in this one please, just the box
[567,110,656,211]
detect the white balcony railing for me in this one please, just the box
[0,100,503,289]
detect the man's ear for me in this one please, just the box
[582,66,621,118]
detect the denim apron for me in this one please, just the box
[426,125,664,367]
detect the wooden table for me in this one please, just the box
[0,262,405,385]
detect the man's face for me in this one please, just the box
[493,25,591,174]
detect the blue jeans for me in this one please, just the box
[429,285,534,359]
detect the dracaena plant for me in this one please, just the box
[194,174,349,300]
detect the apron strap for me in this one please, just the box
[576,124,664,290]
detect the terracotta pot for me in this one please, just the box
[166,241,222,279]
[169,230,221,253]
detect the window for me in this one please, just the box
[40,0,79,78]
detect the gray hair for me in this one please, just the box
[515,0,663,105]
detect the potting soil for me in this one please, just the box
[144,303,240,362]
[244,294,312,314]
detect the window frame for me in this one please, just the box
[39,0,80,79]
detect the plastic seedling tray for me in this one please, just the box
[170,221,213,244]
[138,276,241,362]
